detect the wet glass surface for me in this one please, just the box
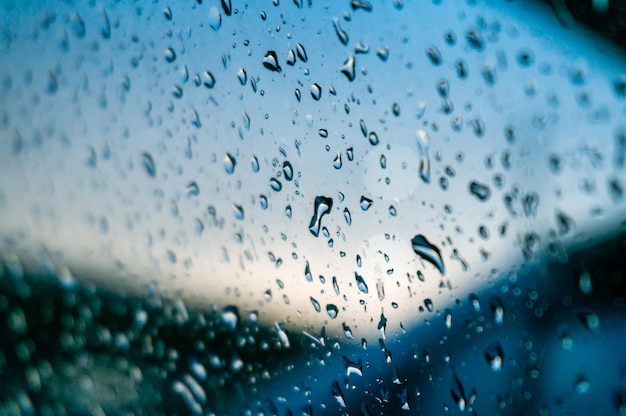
[0,0,625,414]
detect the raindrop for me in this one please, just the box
[343,323,354,339]
[426,45,442,65]
[237,68,247,86]
[308,196,333,237]
[223,153,236,174]
[270,178,282,191]
[424,298,434,312]
[351,0,373,12]
[368,131,379,146]
[377,312,387,338]
[233,204,244,220]
[491,297,504,325]
[140,153,156,178]
[203,71,216,88]
[165,47,177,63]
[209,7,222,31]
[346,147,354,161]
[419,154,430,183]
[469,293,481,311]
[455,59,468,79]
[282,161,294,180]
[484,342,504,371]
[305,262,313,282]
[310,83,322,100]
[411,234,445,275]
[310,297,321,312]
[263,51,282,72]
[186,182,200,197]
[326,304,339,319]
[574,376,591,395]
[355,272,369,294]
[340,55,356,81]
[579,269,593,294]
[360,196,373,211]
[376,46,389,61]
[445,309,452,328]
[333,152,343,169]
[469,181,491,201]
[331,380,347,407]
[343,208,352,225]
[221,0,233,16]
[392,102,401,116]
[251,156,260,172]
[259,195,268,209]
[221,305,239,330]
[296,42,308,62]
[286,49,296,66]
[332,18,349,46]
[389,205,397,216]
[164,7,173,20]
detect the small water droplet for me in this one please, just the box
[164,7,173,20]
[282,161,294,180]
[360,196,373,211]
[389,205,397,216]
[296,42,308,62]
[333,152,343,169]
[424,298,434,312]
[310,297,321,312]
[411,234,445,275]
[484,342,504,371]
[310,83,322,100]
[376,46,389,61]
[270,178,282,191]
[469,181,491,201]
[368,131,379,145]
[305,262,313,282]
[233,204,244,220]
[251,156,260,172]
[223,153,236,174]
[186,181,199,197]
[165,47,177,63]
[426,45,442,65]
[221,0,233,16]
[309,196,333,237]
[140,153,156,178]
[331,380,347,407]
[203,71,216,88]
[237,68,247,85]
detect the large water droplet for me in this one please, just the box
[237,68,247,86]
[360,196,373,211]
[208,7,222,30]
[311,83,322,100]
[296,42,308,62]
[270,178,282,191]
[282,161,294,181]
[263,50,281,72]
[411,234,445,275]
[310,297,321,312]
[221,305,239,330]
[309,196,333,237]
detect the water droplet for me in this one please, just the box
[251,156,260,172]
[419,154,430,183]
[165,47,177,63]
[346,147,354,161]
[491,297,504,325]
[310,83,322,100]
[221,0,233,16]
[333,152,343,169]
[223,153,236,174]
[411,234,445,275]
[355,272,368,294]
[209,7,222,30]
[203,71,216,88]
[368,131,379,146]
[233,204,245,220]
[351,0,373,11]
[360,196,373,211]
[326,304,339,319]
[424,298,434,312]
[469,293,481,311]
[484,342,504,371]
[574,376,591,395]
[164,7,173,20]
[377,46,389,62]
[332,276,340,295]
[331,380,347,407]
[237,68,247,85]
[221,305,239,330]
[469,181,491,201]
[389,205,397,216]
[296,42,308,62]
[332,18,349,46]
[140,153,156,178]
[445,309,452,328]
[308,196,333,237]
[270,178,282,191]
[426,45,442,65]
[310,297,321,312]
[579,269,593,294]
[263,50,281,72]
[304,261,313,282]
[186,181,199,197]
[282,161,293,181]
[578,310,600,333]
[340,55,356,81]
[377,312,387,338]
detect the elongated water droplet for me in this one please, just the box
[424,298,434,312]
[419,154,430,183]
[223,153,236,174]
[165,47,176,63]
[484,342,504,371]
[233,204,244,220]
[376,46,389,61]
[310,297,321,312]
[411,234,445,275]
[263,50,281,72]
[333,152,343,169]
[140,153,156,178]
[469,181,491,201]
[426,45,442,65]
[309,196,333,237]
[296,42,308,62]
[331,380,346,407]
[351,0,373,12]
[282,161,293,180]
[251,156,260,172]
[304,261,313,282]
[186,181,199,197]
[311,83,322,100]
[270,178,282,191]
[237,68,247,86]
[355,272,368,294]
[332,18,349,46]
[259,195,268,209]
[343,208,352,225]
[286,49,296,66]
[221,305,239,330]
[221,0,232,16]
[332,276,340,295]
